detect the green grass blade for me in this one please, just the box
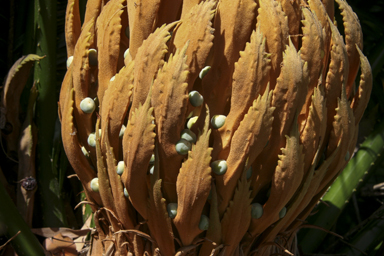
[0,181,45,256]
[33,0,66,227]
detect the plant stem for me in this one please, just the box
[299,120,384,253]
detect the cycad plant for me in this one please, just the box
[59,0,372,255]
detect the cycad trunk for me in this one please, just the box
[59,0,372,255]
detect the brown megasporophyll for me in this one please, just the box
[59,0,372,255]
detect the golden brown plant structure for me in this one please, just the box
[59,0,372,255]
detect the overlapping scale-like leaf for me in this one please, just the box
[336,0,363,98]
[101,61,134,156]
[71,20,94,151]
[130,22,177,114]
[202,0,257,115]
[61,88,101,207]
[251,39,308,198]
[58,0,372,254]
[220,175,252,256]
[299,8,325,124]
[128,0,161,59]
[82,0,102,31]
[257,0,289,89]
[351,46,373,125]
[308,0,332,81]
[104,124,135,230]
[198,183,222,256]
[122,91,155,219]
[217,86,274,214]
[95,119,117,223]
[278,0,301,49]
[324,17,349,143]
[289,141,341,232]
[300,85,327,176]
[151,43,189,202]
[96,0,125,106]
[319,82,355,193]
[65,0,81,57]
[249,121,304,237]
[170,0,216,89]
[147,180,175,256]
[213,27,271,160]
[174,106,212,246]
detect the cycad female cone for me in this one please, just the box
[59,0,372,255]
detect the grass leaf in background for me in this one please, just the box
[33,0,66,227]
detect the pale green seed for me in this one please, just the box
[187,116,198,129]
[279,207,287,218]
[90,178,99,192]
[124,187,129,198]
[149,154,155,164]
[116,161,124,175]
[199,215,209,230]
[87,133,96,147]
[246,167,252,179]
[211,115,226,129]
[119,125,126,138]
[211,160,227,175]
[88,48,98,66]
[93,97,99,106]
[175,139,192,155]
[80,97,96,114]
[149,165,154,175]
[180,129,197,143]
[81,146,89,158]
[189,91,204,107]
[66,56,73,69]
[251,203,263,219]
[345,151,350,161]
[124,48,130,59]
[199,66,211,79]
[167,203,178,219]
[110,75,116,82]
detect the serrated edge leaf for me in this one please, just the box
[130,22,178,115]
[220,175,252,256]
[249,120,304,237]
[351,46,373,125]
[101,60,135,157]
[174,105,212,246]
[61,88,102,207]
[257,0,289,88]
[147,179,175,255]
[104,122,136,230]
[65,0,81,57]
[96,0,125,105]
[122,88,155,219]
[214,27,271,160]
[335,0,363,98]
